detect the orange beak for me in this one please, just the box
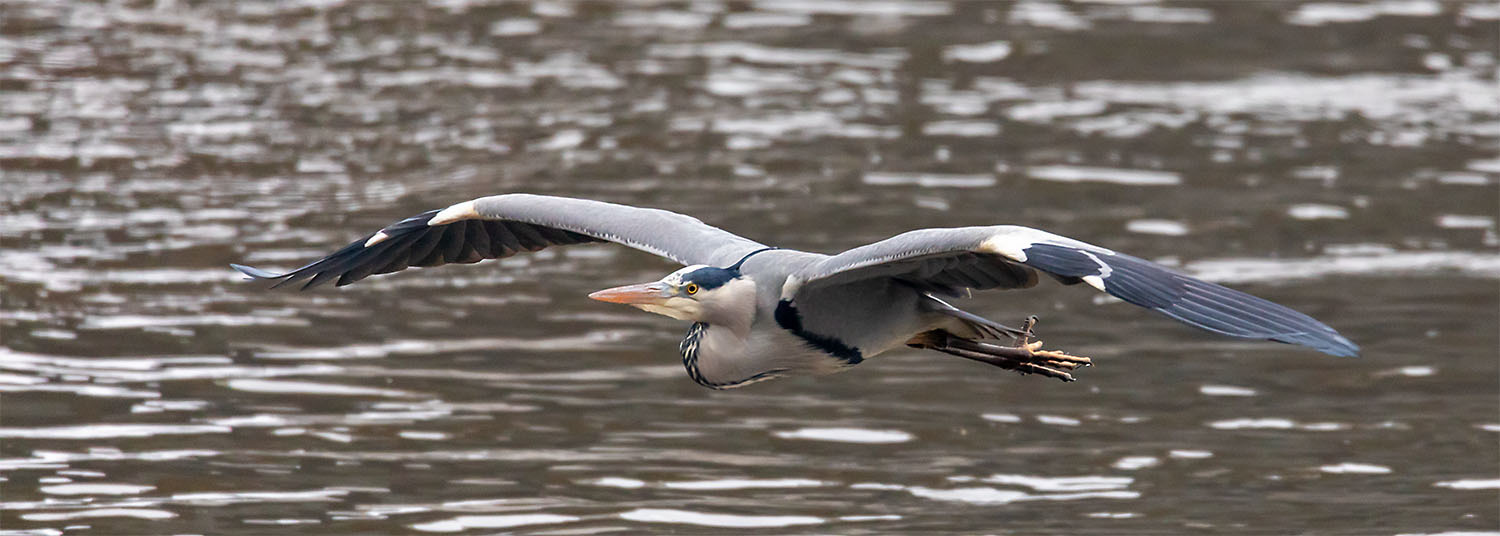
[587,282,670,305]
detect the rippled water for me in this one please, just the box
[2,1,1498,534]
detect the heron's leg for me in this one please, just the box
[920,296,1033,341]
[906,329,1092,382]
[1015,315,1039,345]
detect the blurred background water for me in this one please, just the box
[1,0,1498,534]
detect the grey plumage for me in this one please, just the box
[788,226,1358,357]
[472,194,769,267]
[233,193,1359,389]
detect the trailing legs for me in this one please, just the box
[907,317,1093,382]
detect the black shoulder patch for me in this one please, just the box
[774,299,863,365]
[683,267,738,290]
[773,299,802,331]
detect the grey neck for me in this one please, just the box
[679,323,721,389]
[678,322,779,389]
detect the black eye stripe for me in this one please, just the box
[682,267,738,290]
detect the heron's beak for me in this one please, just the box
[588,282,670,305]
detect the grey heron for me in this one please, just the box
[232,194,1358,388]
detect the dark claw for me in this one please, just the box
[1015,315,1040,345]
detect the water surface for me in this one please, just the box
[2,1,1497,534]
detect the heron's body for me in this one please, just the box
[234,194,1358,388]
[636,250,947,388]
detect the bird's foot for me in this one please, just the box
[1021,340,1093,370]
[980,339,1092,381]
[1005,316,1092,379]
[910,330,1092,382]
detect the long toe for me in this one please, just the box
[1035,349,1093,367]
[1014,362,1075,382]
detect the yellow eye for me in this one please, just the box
[684,283,699,295]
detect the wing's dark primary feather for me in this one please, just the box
[794,226,1358,357]
[232,194,771,291]
[231,209,603,290]
[1018,243,1359,357]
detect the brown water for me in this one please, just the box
[2,1,1498,534]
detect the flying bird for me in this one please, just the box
[232,194,1358,388]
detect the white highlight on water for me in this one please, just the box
[1287,204,1350,220]
[841,514,903,521]
[1437,215,1494,229]
[1320,463,1393,474]
[1010,0,1091,30]
[943,41,1012,63]
[0,424,231,439]
[1186,251,1500,285]
[1208,418,1351,431]
[1395,366,1434,377]
[1433,479,1500,490]
[1200,384,1258,397]
[398,431,450,441]
[662,478,827,490]
[862,172,996,188]
[1126,219,1189,236]
[410,514,580,533]
[224,379,420,398]
[40,483,155,495]
[1036,415,1081,426]
[1208,418,1295,430]
[1169,450,1214,459]
[651,41,906,69]
[1288,1,1441,26]
[587,477,646,489]
[490,18,541,36]
[1009,101,1108,122]
[752,0,952,17]
[619,508,824,528]
[23,508,177,521]
[1026,165,1182,186]
[980,474,1133,492]
[923,120,1001,137]
[1438,172,1491,186]
[723,11,811,28]
[773,427,913,444]
[1113,456,1160,470]
[907,486,1139,505]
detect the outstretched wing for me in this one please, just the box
[792,226,1359,357]
[232,194,769,290]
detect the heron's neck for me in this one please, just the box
[680,321,764,389]
[698,277,757,340]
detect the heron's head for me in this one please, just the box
[588,265,754,325]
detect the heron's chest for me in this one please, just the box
[680,323,852,388]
